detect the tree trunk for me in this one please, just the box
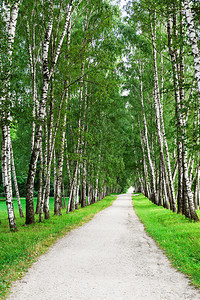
[26,1,74,224]
[195,109,200,209]
[75,167,80,209]
[43,124,50,219]
[67,161,78,213]
[1,125,17,231]
[87,184,91,205]
[26,8,53,224]
[82,160,87,207]
[62,182,66,208]
[10,143,24,218]
[139,64,158,204]
[54,150,57,209]
[182,138,199,220]
[167,10,186,216]
[139,124,150,199]
[36,144,43,214]
[0,1,21,231]
[184,0,200,94]
[27,17,40,154]
[54,16,72,215]
[151,16,176,211]
[94,177,99,203]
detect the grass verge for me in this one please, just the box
[0,195,116,299]
[132,194,200,289]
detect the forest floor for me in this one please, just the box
[7,193,200,300]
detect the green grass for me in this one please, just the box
[132,194,200,289]
[0,195,116,299]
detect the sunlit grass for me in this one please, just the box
[0,195,116,298]
[133,194,200,289]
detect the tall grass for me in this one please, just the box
[0,195,116,298]
[133,194,200,289]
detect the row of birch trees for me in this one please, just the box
[123,0,200,221]
[0,0,133,231]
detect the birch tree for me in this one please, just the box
[26,0,75,224]
[184,0,200,95]
[0,1,21,231]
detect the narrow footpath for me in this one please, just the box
[8,193,200,300]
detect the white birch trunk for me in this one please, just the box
[75,167,80,209]
[36,144,43,214]
[39,91,67,222]
[1,125,17,230]
[151,17,176,211]
[87,184,91,205]
[10,142,24,218]
[82,160,87,206]
[162,174,170,209]
[196,109,200,208]
[167,12,184,214]
[189,157,195,184]
[168,9,199,220]
[172,160,178,183]
[27,19,40,153]
[81,71,89,207]
[66,148,72,186]
[0,1,21,231]
[26,1,74,224]
[26,4,53,224]
[54,150,57,207]
[67,162,79,213]
[139,65,158,204]
[184,0,200,94]
[182,144,199,220]
[94,177,99,203]
[62,182,66,208]
[195,166,200,209]
[54,17,72,215]
[139,124,150,198]
[43,124,50,219]
[160,54,177,210]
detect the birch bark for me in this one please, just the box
[68,54,85,211]
[54,17,72,215]
[67,161,78,213]
[151,15,176,212]
[0,1,21,231]
[26,2,54,224]
[167,11,184,214]
[184,0,200,94]
[195,109,200,209]
[139,123,150,199]
[10,143,24,218]
[36,144,43,214]
[27,16,41,153]
[139,64,158,204]
[167,8,199,220]
[81,79,89,208]
[1,125,17,231]
[62,182,66,208]
[75,167,80,209]
[26,1,74,224]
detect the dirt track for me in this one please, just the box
[8,193,200,299]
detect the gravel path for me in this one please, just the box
[8,193,200,300]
